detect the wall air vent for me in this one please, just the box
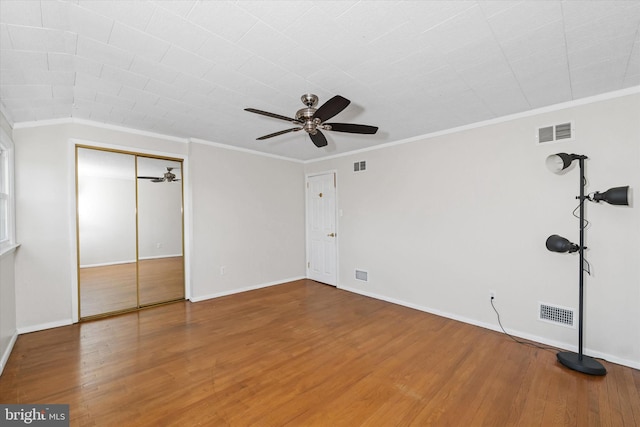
[555,122,572,140]
[538,126,554,143]
[355,269,368,282]
[354,161,366,172]
[537,122,574,144]
[538,302,575,328]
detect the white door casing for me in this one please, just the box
[306,172,337,286]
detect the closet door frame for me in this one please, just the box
[72,141,188,322]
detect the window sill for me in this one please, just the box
[0,243,20,258]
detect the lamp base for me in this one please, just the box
[557,351,607,376]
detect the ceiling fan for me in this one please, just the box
[245,94,378,147]
[137,167,180,183]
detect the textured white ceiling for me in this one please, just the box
[1,1,639,160]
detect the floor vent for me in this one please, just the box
[537,122,574,143]
[538,302,575,328]
[355,269,368,282]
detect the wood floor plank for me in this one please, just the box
[1,279,638,426]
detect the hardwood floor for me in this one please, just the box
[2,279,639,426]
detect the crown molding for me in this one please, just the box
[6,86,638,164]
[304,86,640,164]
[0,102,15,128]
[11,116,303,162]
[12,117,190,144]
[189,138,304,163]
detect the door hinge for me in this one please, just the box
[307,261,310,268]
[306,182,309,189]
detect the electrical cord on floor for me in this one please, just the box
[490,297,557,353]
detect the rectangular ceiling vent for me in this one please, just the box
[537,122,574,144]
[538,302,575,328]
[355,269,368,282]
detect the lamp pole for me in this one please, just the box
[577,157,585,362]
[556,156,607,375]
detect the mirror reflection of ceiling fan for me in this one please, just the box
[244,94,378,147]
[137,167,180,183]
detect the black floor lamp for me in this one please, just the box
[545,153,630,376]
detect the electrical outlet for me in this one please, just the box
[489,290,496,300]
[220,266,226,276]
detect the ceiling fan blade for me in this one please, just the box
[151,178,164,183]
[310,130,328,148]
[245,108,301,123]
[325,123,378,134]
[313,95,350,122]
[138,176,160,180]
[256,127,301,140]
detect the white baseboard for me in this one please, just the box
[80,260,136,268]
[339,285,640,371]
[17,319,73,335]
[190,276,306,303]
[138,254,182,261]
[0,330,18,376]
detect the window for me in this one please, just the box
[0,126,16,255]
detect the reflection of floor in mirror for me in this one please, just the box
[80,256,184,318]
[139,257,185,306]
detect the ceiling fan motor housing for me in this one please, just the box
[296,106,319,134]
[295,107,316,121]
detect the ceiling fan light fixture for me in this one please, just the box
[304,121,316,133]
[245,94,378,147]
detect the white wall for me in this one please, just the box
[11,121,306,331]
[0,249,17,374]
[305,92,640,368]
[138,178,183,259]
[12,123,190,329]
[188,142,306,300]
[0,111,17,374]
[78,175,137,266]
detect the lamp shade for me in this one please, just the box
[592,186,630,206]
[545,153,575,173]
[546,234,579,253]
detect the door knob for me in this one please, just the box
[327,233,335,237]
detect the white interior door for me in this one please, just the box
[306,172,337,286]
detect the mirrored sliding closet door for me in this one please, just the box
[136,156,184,307]
[76,147,184,319]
